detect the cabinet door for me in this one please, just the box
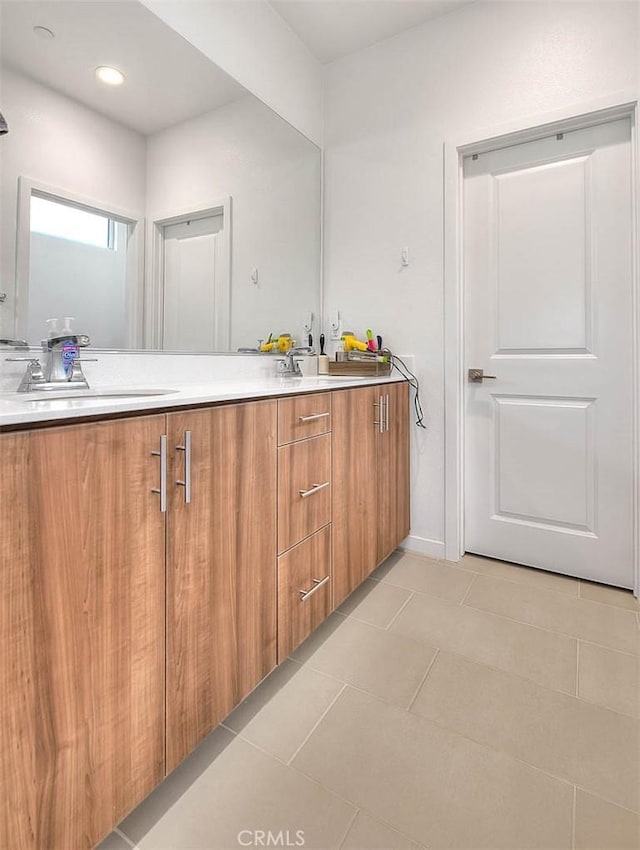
[277,433,331,554]
[377,381,411,564]
[0,417,166,850]
[166,400,277,772]
[278,525,331,661]
[331,387,378,608]
[277,392,331,445]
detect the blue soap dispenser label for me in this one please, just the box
[62,340,78,378]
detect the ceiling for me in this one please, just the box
[270,0,476,64]
[0,0,247,135]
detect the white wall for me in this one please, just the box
[0,67,146,339]
[146,94,321,350]
[323,0,640,557]
[140,0,324,146]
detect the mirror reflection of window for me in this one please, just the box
[28,193,131,348]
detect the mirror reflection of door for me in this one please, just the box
[27,192,136,347]
[160,213,225,351]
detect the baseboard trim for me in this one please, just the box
[400,535,446,560]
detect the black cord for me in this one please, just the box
[390,354,426,429]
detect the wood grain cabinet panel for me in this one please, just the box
[277,393,331,445]
[331,387,379,608]
[0,417,166,850]
[277,525,331,661]
[166,400,277,773]
[277,434,331,554]
[332,382,411,608]
[376,381,411,565]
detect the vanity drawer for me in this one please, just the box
[278,393,331,445]
[278,525,331,660]
[278,433,331,553]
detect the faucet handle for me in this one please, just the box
[0,338,29,349]
[5,356,40,362]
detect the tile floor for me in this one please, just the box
[99,551,640,850]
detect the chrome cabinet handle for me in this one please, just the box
[385,394,390,432]
[298,412,330,423]
[151,435,167,513]
[299,575,330,601]
[298,481,330,499]
[176,430,192,504]
[373,395,384,433]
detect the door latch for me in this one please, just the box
[468,368,497,383]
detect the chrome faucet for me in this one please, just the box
[276,347,313,377]
[5,333,95,392]
[43,333,91,383]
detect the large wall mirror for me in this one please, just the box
[0,0,321,352]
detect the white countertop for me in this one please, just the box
[0,374,404,428]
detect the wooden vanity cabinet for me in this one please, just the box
[165,400,277,772]
[0,417,166,850]
[0,381,408,849]
[332,381,410,608]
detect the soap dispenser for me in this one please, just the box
[45,317,60,339]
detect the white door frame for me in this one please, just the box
[146,197,232,350]
[443,92,640,595]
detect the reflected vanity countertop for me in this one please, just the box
[0,374,405,428]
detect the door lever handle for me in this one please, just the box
[468,368,497,383]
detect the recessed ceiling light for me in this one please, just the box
[33,25,55,39]
[95,66,125,86]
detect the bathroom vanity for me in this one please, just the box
[0,376,409,850]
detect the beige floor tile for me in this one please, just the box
[120,730,355,850]
[390,590,577,694]
[575,789,640,850]
[373,552,474,602]
[336,578,412,628]
[292,614,437,708]
[293,687,573,850]
[453,553,580,595]
[223,660,344,762]
[580,580,640,611]
[465,574,640,655]
[578,642,640,718]
[340,812,423,850]
[96,830,133,850]
[411,651,640,812]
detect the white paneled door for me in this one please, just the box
[162,214,223,351]
[463,118,634,587]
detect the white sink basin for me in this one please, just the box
[18,387,179,402]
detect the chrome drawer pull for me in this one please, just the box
[298,412,330,423]
[176,429,192,504]
[299,481,330,499]
[373,396,384,433]
[299,575,330,601]
[150,435,167,513]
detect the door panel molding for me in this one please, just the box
[444,93,639,596]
